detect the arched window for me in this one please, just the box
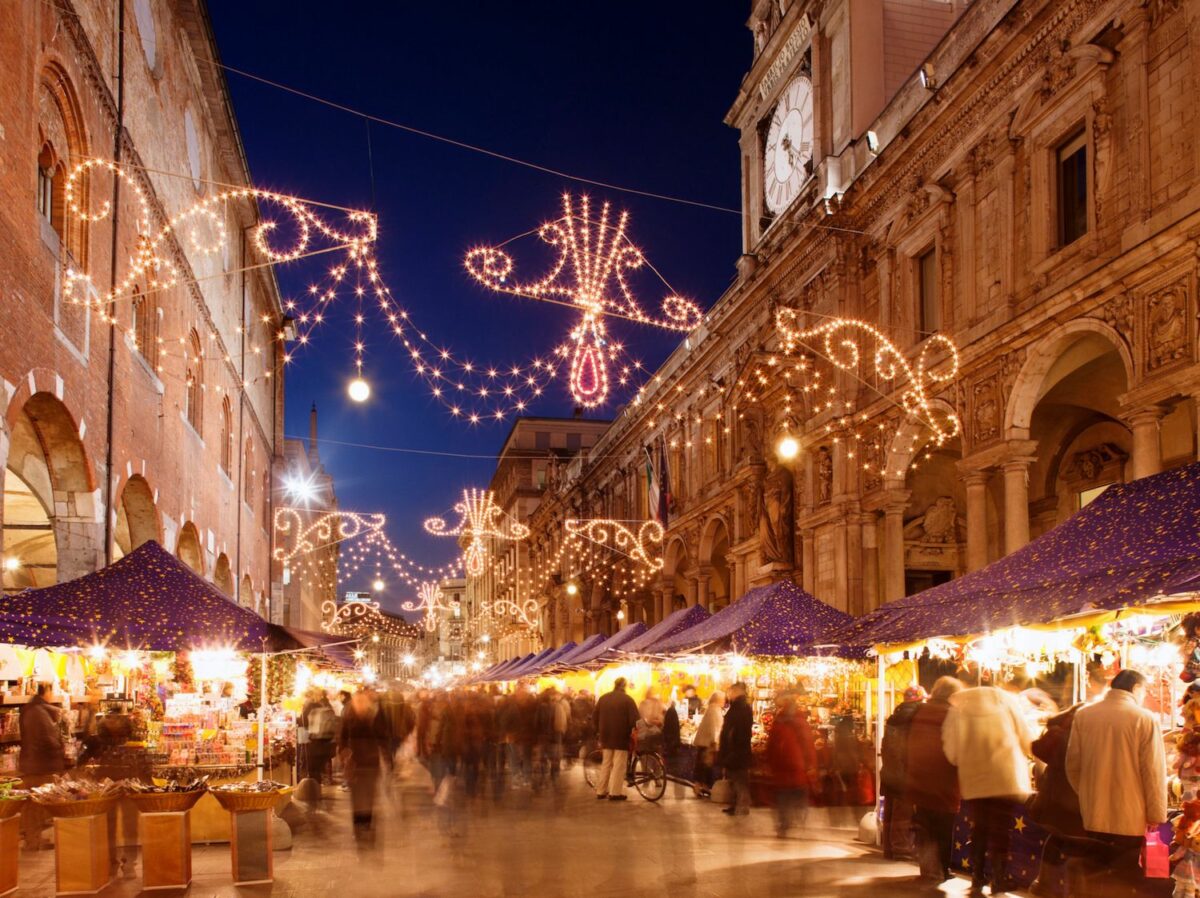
[185,329,203,434]
[130,286,158,363]
[37,66,87,263]
[219,396,233,474]
[243,438,255,506]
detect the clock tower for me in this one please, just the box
[726,0,890,254]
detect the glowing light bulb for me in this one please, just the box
[402,654,415,666]
[1,557,18,572]
[565,582,579,596]
[348,377,371,403]
[777,434,800,460]
[372,578,385,592]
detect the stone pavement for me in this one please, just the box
[10,768,1022,897]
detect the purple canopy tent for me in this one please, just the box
[276,627,358,669]
[513,641,578,679]
[651,579,858,657]
[502,645,559,680]
[615,604,710,655]
[0,541,276,651]
[833,462,1200,647]
[541,632,607,673]
[556,622,647,672]
[480,653,534,682]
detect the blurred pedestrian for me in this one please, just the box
[301,689,337,791]
[682,685,702,719]
[1027,664,1108,896]
[719,682,753,817]
[639,687,665,729]
[942,678,1035,894]
[766,694,817,836]
[906,676,963,882]
[20,683,64,850]
[337,688,392,847]
[593,677,639,801]
[569,688,596,759]
[1066,668,1167,898]
[880,685,927,858]
[692,690,725,797]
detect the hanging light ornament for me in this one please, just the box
[464,193,704,408]
[423,489,529,578]
[401,581,452,632]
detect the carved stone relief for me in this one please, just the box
[1145,277,1189,371]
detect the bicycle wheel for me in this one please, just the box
[633,752,666,801]
[582,749,603,790]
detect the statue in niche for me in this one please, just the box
[740,414,764,465]
[903,496,964,544]
[758,458,795,567]
[816,446,833,504]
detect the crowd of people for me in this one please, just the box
[880,665,1167,897]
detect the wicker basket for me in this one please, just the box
[125,789,206,813]
[34,795,121,818]
[210,789,285,812]
[0,799,26,820]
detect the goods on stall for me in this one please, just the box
[0,790,28,821]
[210,780,289,812]
[31,776,123,817]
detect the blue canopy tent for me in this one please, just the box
[615,604,711,655]
[555,623,647,671]
[541,633,607,673]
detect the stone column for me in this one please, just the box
[727,554,744,603]
[800,528,815,594]
[962,470,991,572]
[1001,457,1035,554]
[881,489,910,603]
[657,586,672,624]
[694,567,712,610]
[1125,406,1167,480]
[861,512,879,613]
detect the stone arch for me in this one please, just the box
[1004,319,1134,440]
[4,389,100,587]
[698,516,732,609]
[176,522,203,574]
[240,573,253,609]
[882,399,961,484]
[213,553,233,597]
[113,474,159,558]
[663,537,693,610]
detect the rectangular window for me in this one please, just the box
[534,431,550,451]
[1057,131,1088,247]
[917,247,939,335]
[566,433,582,452]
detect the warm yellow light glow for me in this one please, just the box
[776,434,800,460]
[190,648,247,681]
[565,582,579,596]
[371,633,380,643]
[347,378,371,403]
[372,578,385,592]
[424,489,529,578]
[88,644,107,661]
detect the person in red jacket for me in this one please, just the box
[767,693,818,837]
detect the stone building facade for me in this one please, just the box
[0,1,284,611]
[524,0,1200,642]
[465,416,609,659]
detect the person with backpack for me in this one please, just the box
[302,690,338,791]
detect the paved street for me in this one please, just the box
[14,768,1000,897]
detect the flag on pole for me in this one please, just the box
[658,439,671,527]
[644,444,661,523]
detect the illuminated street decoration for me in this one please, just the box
[321,596,421,640]
[774,310,961,449]
[424,489,529,578]
[401,581,452,632]
[272,509,386,563]
[564,519,664,573]
[464,193,703,408]
[483,595,541,632]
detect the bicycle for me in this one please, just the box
[582,737,666,801]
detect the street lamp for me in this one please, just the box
[565,582,578,596]
[372,577,385,592]
[776,434,799,461]
[347,377,371,403]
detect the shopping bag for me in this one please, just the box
[1143,828,1170,878]
[710,778,733,805]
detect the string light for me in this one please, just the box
[321,595,422,641]
[563,519,664,573]
[401,581,454,632]
[273,509,386,563]
[424,489,529,578]
[464,193,703,408]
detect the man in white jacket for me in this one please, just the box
[1066,668,1167,896]
[942,682,1035,894]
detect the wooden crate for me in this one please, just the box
[52,813,110,896]
[0,815,18,896]
[138,811,191,890]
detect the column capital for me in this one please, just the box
[1122,404,1170,428]
[960,469,992,488]
[880,488,911,516]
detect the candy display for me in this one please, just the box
[211,780,288,794]
[30,776,124,803]
[125,776,209,794]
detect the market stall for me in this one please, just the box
[823,464,1200,891]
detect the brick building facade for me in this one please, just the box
[524,0,1200,644]
[0,0,284,612]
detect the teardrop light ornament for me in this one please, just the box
[568,314,610,408]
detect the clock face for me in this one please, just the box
[763,75,814,215]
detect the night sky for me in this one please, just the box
[207,2,750,608]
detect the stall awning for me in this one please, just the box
[616,604,710,655]
[0,541,276,652]
[652,579,858,657]
[834,462,1200,648]
[503,646,559,679]
[480,653,534,682]
[542,633,607,672]
[274,627,358,669]
[558,622,647,671]
[512,641,578,679]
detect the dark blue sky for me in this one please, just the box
[208,3,751,606]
